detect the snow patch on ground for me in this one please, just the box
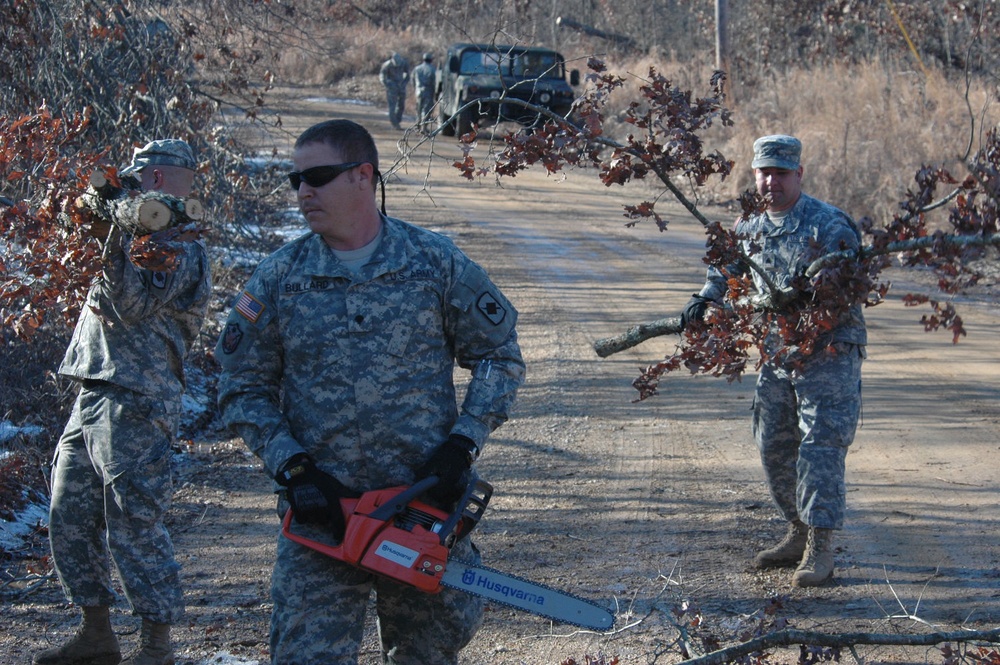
[0,499,47,554]
[0,421,43,444]
[202,652,262,665]
[304,97,374,106]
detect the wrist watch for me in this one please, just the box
[276,454,310,484]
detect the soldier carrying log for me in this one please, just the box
[34,139,212,665]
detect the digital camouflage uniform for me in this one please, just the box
[379,53,410,129]
[699,193,866,530]
[216,214,525,665]
[50,239,212,624]
[412,56,437,131]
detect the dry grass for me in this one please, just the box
[569,50,998,226]
[735,59,996,225]
[265,19,997,228]
[270,24,442,89]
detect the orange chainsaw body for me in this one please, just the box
[281,478,491,594]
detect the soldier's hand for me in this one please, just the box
[86,219,114,241]
[680,294,712,329]
[417,435,477,506]
[275,455,350,539]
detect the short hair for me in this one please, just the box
[295,119,380,173]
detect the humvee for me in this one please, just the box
[436,43,580,136]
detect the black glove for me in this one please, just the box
[680,294,712,329]
[416,435,477,506]
[275,455,349,538]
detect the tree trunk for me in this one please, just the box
[593,316,683,357]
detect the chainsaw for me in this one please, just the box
[281,476,615,631]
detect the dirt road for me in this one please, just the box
[6,94,999,664]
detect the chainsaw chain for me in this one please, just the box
[444,557,613,631]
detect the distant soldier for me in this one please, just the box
[412,52,437,133]
[379,52,410,129]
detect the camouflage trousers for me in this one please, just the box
[384,84,407,127]
[415,91,435,128]
[271,518,484,665]
[751,342,865,530]
[48,380,183,623]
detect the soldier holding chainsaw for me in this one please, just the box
[216,118,525,664]
[682,135,866,588]
[36,139,211,665]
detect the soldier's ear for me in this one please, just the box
[357,162,376,186]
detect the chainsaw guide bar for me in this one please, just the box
[442,557,614,631]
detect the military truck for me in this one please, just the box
[436,43,580,136]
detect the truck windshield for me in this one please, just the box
[459,50,564,79]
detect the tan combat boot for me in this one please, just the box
[33,605,122,665]
[792,527,835,587]
[121,619,174,665]
[754,519,808,569]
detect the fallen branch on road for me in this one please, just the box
[679,626,1000,665]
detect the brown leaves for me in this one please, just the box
[0,104,208,343]
[1,107,105,342]
[129,224,206,273]
[453,59,734,232]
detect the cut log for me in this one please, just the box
[79,170,205,236]
[183,197,204,221]
[137,199,172,231]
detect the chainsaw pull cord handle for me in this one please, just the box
[366,475,440,522]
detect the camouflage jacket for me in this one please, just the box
[59,239,212,402]
[215,215,525,491]
[412,62,436,95]
[699,193,867,351]
[379,57,410,89]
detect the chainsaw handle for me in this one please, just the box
[366,476,439,521]
[436,477,492,545]
[359,475,492,544]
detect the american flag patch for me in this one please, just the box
[235,291,265,323]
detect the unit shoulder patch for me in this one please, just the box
[221,322,244,355]
[476,292,506,326]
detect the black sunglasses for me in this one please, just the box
[288,162,363,190]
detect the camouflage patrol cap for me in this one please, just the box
[120,139,196,175]
[423,52,434,61]
[751,134,801,171]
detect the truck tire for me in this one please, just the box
[455,104,475,137]
[439,103,456,136]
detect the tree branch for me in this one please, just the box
[805,231,1000,278]
[449,92,784,298]
[593,316,683,357]
[680,626,1000,665]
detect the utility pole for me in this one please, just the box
[716,0,729,73]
